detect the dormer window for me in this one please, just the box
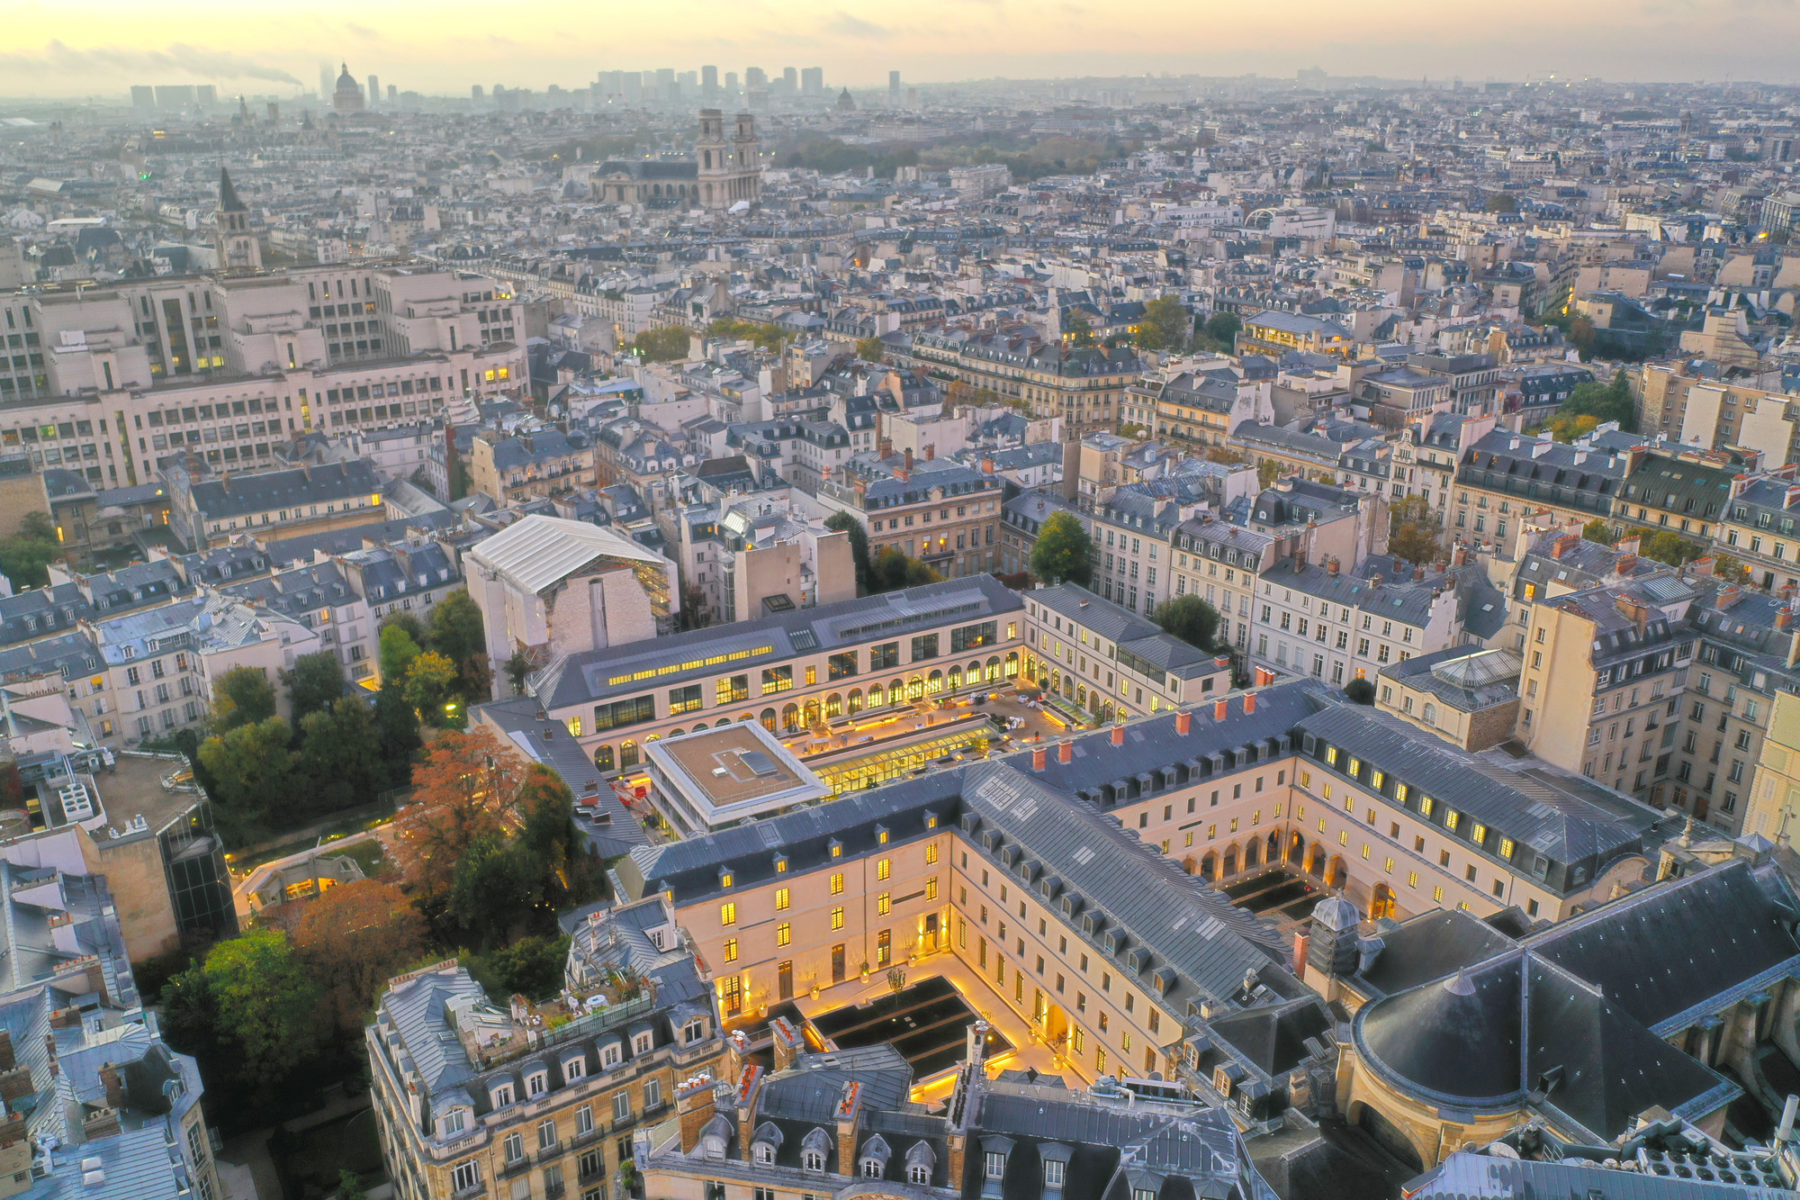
[601,1042,622,1069]
[525,1071,547,1098]
[985,1152,1006,1179]
[805,1150,825,1172]
[491,1082,516,1108]
[631,1029,654,1055]
[1045,1160,1066,1188]
[439,1108,467,1137]
[564,1057,586,1082]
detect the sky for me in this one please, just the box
[3,0,1799,99]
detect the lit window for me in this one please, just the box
[831,906,844,930]
[721,902,737,925]
[775,888,790,911]
[777,923,791,947]
[831,872,845,894]
[723,938,738,962]
[877,893,891,915]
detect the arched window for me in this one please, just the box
[1421,702,1437,727]
[927,669,943,695]
[594,744,614,772]
[1005,650,1020,677]
[907,676,925,701]
[910,1165,930,1185]
[825,693,842,718]
[760,708,776,732]
[948,666,963,692]
[848,689,863,715]
[620,740,639,769]
[782,703,801,731]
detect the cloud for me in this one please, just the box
[0,40,302,85]
[344,22,382,40]
[823,11,890,38]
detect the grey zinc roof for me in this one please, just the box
[1408,1150,1793,1200]
[186,460,382,520]
[1028,584,1219,678]
[1295,703,1660,874]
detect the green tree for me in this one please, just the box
[428,588,488,694]
[200,930,326,1089]
[0,512,60,590]
[446,832,540,947]
[1063,311,1096,346]
[1554,370,1634,432]
[1485,192,1519,213]
[1031,512,1095,587]
[1569,315,1598,360]
[870,547,940,593]
[1387,495,1444,566]
[1256,459,1284,489]
[284,651,346,725]
[1152,594,1221,651]
[1204,311,1242,347]
[1135,296,1191,352]
[1711,553,1752,585]
[197,717,295,831]
[628,326,692,362]
[297,698,384,815]
[379,622,422,686]
[1581,518,1617,545]
[210,666,277,733]
[373,682,421,789]
[337,1171,367,1200]
[404,650,459,722]
[1344,678,1376,704]
[855,336,887,362]
[468,934,571,1001]
[825,510,873,593]
[1638,529,1706,567]
[503,650,533,696]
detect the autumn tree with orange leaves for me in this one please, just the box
[292,879,429,1033]
[393,726,527,907]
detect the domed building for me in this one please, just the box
[836,86,855,113]
[332,62,365,116]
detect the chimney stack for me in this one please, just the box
[1175,709,1191,735]
[1111,723,1125,748]
[903,447,914,473]
[1032,744,1047,771]
[676,1074,718,1153]
[1254,666,1275,687]
[1058,739,1073,765]
[981,457,996,475]
[1779,608,1794,632]
[1214,698,1229,721]
[1244,692,1257,715]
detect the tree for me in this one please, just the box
[1711,553,1752,585]
[503,650,533,696]
[628,326,692,363]
[395,727,526,906]
[284,652,346,725]
[0,512,60,590]
[428,589,487,693]
[1387,495,1444,566]
[1485,192,1519,213]
[825,510,873,593]
[404,650,459,723]
[869,546,940,594]
[1581,519,1617,546]
[292,879,428,1034]
[1204,311,1242,347]
[1344,678,1376,704]
[1639,529,1706,568]
[210,666,276,733]
[855,336,886,363]
[1553,370,1634,432]
[468,934,571,1001]
[197,717,295,833]
[1030,512,1095,587]
[1152,595,1221,651]
[1135,296,1190,352]
[1569,315,1598,359]
[297,698,384,815]
[337,1171,367,1200]
[1256,459,1283,489]
[1063,311,1096,346]
[198,930,326,1089]
[378,622,422,686]
[372,682,421,789]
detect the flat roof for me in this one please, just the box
[645,723,828,825]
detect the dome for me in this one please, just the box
[1356,961,1524,1105]
[336,62,357,89]
[1312,894,1360,933]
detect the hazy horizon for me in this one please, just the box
[3,0,1800,101]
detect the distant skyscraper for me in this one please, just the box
[702,65,718,99]
[745,66,767,90]
[801,67,823,96]
[319,62,334,100]
[154,85,195,108]
[889,70,901,102]
[388,84,397,102]
[195,85,217,106]
[130,85,154,110]
[782,66,798,92]
[367,75,379,106]
[471,83,484,101]
[724,71,738,96]
[656,67,675,101]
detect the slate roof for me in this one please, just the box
[1029,584,1222,679]
[466,513,666,596]
[1408,1149,1792,1200]
[182,461,381,520]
